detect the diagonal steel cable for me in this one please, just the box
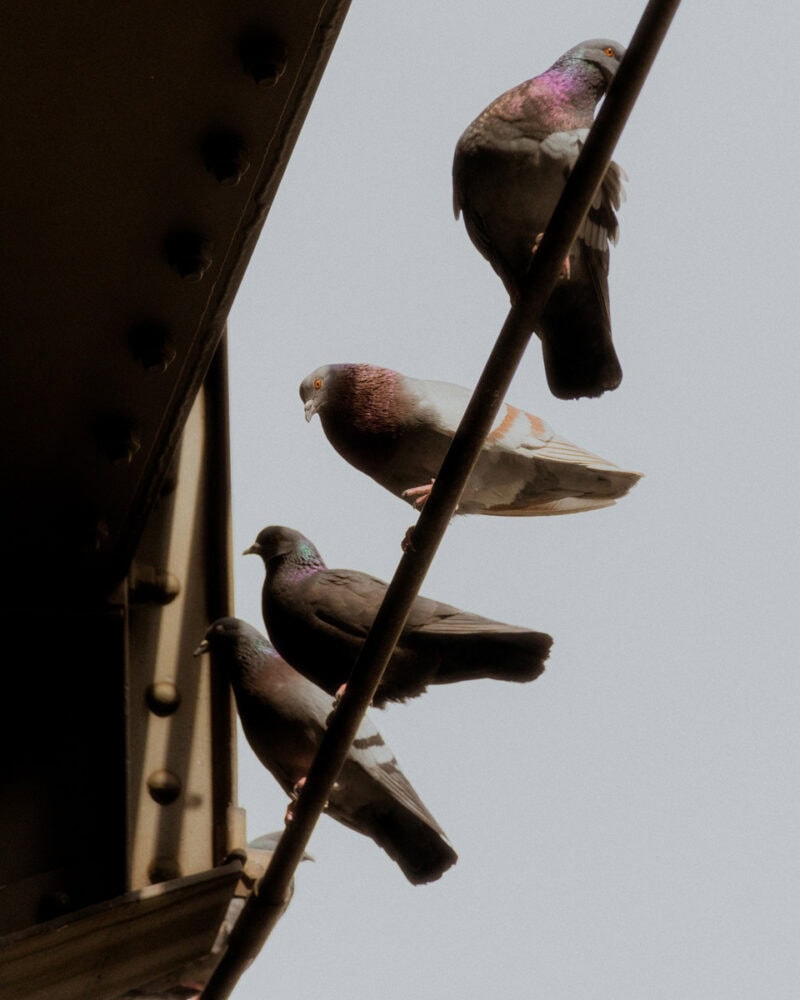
[201,1,682,994]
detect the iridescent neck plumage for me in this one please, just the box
[533,64,601,127]
[284,539,326,578]
[333,364,402,434]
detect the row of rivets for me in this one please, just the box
[93,27,289,489]
[113,30,285,439]
[111,29,285,886]
[145,684,182,884]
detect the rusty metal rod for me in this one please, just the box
[201,1,681,995]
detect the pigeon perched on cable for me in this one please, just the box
[301,362,641,515]
[243,525,551,707]
[453,38,627,399]
[195,617,457,885]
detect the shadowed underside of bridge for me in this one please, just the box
[0,4,350,997]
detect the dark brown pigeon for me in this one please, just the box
[195,617,457,885]
[453,38,627,399]
[300,363,641,514]
[243,525,551,707]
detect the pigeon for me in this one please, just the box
[195,617,457,885]
[301,362,641,515]
[452,39,627,399]
[243,525,552,707]
[247,831,314,861]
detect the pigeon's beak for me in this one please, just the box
[303,398,317,422]
[243,543,260,557]
[193,639,209,657]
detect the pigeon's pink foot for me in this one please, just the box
[402,479,435,510]
[285,776,307,823]
[325,685,347,726]
[532,232,571,280]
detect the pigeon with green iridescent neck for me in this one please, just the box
[301,363,641,515]
[195,617,457,885]
[453,39,627,399]
[243,525,552,707]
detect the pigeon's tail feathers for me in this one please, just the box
[483,432,642,514]
[487,496,619,516]
[428,627,552,686]
[328,722,458,884]
[540,335,623,399]
[365,811,458,885]
[331,799,458,885]
[530,432,626,473]
[536,239,622,400]
[539,301,622,399]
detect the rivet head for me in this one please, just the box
[147,769,181,805]
[145,681,181,717]
[129,321,176,372]
[148,857,182,884]
[163,230,213,281]
[238,28,288,85]
[95,415,141,465]
[130,564,181,605]
[201,129,251,185]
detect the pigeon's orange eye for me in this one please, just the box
[604,46,615,57]
[313,378,323,390]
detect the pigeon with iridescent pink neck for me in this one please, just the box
[301,363,641,515]
[453,39,627,399]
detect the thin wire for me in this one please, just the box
[201,1,682,994]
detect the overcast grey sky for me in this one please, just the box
[225,2,800,997]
